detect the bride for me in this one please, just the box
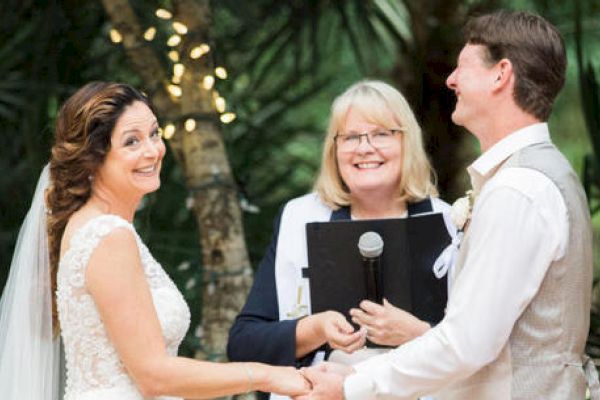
[0,81,309,400]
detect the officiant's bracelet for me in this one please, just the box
[242,363,254,393]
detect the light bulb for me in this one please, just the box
[190,46,203,59]
[167,34,181,47]
[167,84,182,97]
[215,67,228,79]
[156,9,173,19]
[202,75,215,90]
[215,97,226,113]
[173,63,185,77]
[163,124,176,139]
[184,118,196,132]
[109,29,122,43]
[220,112,236,124]
[172,21,188,35]
[143,27,156,41]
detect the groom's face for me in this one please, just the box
[446,44,497,131]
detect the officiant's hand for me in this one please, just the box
[299,310,364,354]
[350,299,430,346]
[296,310,365,358]
[318,310,366,353]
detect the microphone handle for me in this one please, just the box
[363,257,381,303]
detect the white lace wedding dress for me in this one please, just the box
[56,215,191,400]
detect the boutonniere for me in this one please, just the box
[433,190,476,280]
[450,190,475,232]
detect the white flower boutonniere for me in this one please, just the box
[450,190,475,231]
[433,190,476,280]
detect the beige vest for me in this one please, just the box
[435,142,593,400]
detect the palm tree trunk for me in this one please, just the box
[101,0,252,375]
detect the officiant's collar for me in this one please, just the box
[467,122,551,192]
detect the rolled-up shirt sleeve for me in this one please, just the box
[345,168,567,399]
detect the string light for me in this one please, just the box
[215,67,228,79]
[156,9,173,19]
[163,124,176,139]
[190,44,210,59]
[215,97,226,113]
[172,21,188,35]
[199,43,210,54]
[184,118,196,132]
[131,16,234,126]
[167,34,182,47]
[220,113,236,124]
[202,75,215,90]
[173,63,185,78]
[190,47,203,59]
[109,29,123,43]
[167,84,182,97]
[143,27,156,41]
[168,50,180,62]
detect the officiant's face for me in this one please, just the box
[95,101,166,199]
[336,108,403,199]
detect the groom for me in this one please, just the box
[298,10,596,400]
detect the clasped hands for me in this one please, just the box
[286,299,430,398]
[291,361,354,400]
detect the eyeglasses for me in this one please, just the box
[334,129,402,152]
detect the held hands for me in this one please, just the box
[317,310,366,353]
[350,298,430,346]
[293,362,354,400]
[268,366,312,397]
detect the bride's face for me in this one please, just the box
[95,101,165,199]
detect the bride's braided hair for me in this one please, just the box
[46,82,151,331]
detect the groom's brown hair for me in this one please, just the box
[464,10,566,121]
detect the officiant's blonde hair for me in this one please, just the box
[314,80,437,209]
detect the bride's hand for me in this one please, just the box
[267,366,311,397]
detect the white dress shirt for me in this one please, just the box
[344,123,568,400]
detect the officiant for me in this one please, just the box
[227,80,456,399]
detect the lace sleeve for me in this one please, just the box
[60,214,135,289]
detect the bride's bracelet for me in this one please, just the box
[242,363,254,393]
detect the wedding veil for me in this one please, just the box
[0,165,62,399]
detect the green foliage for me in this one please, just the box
[0,0,108,283]
[210,0,419,261]
[1,0,600,361]
[570,0,600,362]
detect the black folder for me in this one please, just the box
[305,213,451,329]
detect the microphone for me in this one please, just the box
[358,231,384,304]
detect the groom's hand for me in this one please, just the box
[315,361,355,377]
[350,298,430,346]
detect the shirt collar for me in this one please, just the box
[467,122,551,192]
